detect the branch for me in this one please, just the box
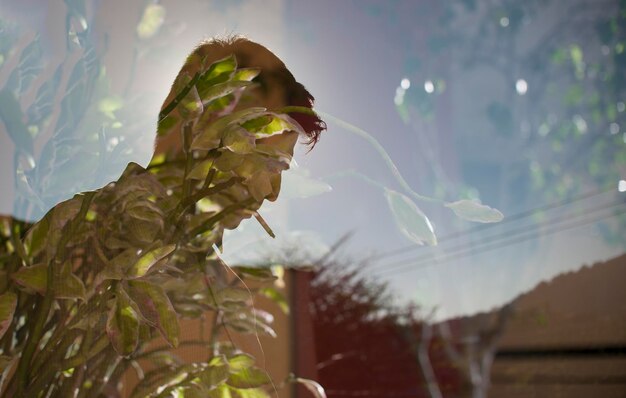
[158,72,201,122]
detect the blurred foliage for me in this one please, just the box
[375,0,626,244]
[0,5,149,222]
[0,2,322,396]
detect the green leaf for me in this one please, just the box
[202,55,237,82]
[235,267,276,282]
[173,386,206,398]
[223,125,256,154]
[106,289,140,356]
[241,116,273,132]
[127,244,176,279]
[24,216,51,259]
[198,81,252,104]
[192,107,266,151]
[254,131,298,161]
[187,159,217,180]
[214,151,245,172]
[136,3,166,39]
[0,355,16,394]
[444,199,504,223]
[0,356,14,375]
[12,264,47,294]
[131,364,193,398]
[197,355,229,389]
[42,195,84,258]
[173,72,203,120]
[385,189,437,246]
[227,354,255,373]
[227,367,272,389]
[11,262,86,299]
[232,68,260,82]
[230,388,271,398]
[128,219,161,245]
[54,261,86,300]
[223,310,276,338]
[207,385,270,398]
[157,114,179,137]
[127,201,164,224]
[256,114,305,137]
[0,292,17,340]
[217,288,250,305]
[258,287,289,314]
[126,280,180,347]
[100,248,137,280]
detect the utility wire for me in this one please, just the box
[368,193,622,272]
[369,186,616,264]
[372,202,626,277]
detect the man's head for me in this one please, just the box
[154,36,325,157]
[152,37,325,230]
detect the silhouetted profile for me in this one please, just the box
[0,37,325,397]
[155,36,325,158]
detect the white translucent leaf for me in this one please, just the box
[280,170,332,199]
[445,199,504,223]
[385,189,437,246]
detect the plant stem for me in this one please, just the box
[13,192,94,396]
[14,294,53,396]
[158,72,201,122]
[186,198,256,238]
[134,340,210,360]
[318,111,441,204]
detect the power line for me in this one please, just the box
[368,187,616,264]
[372,203,626,277]
[368,194,622,272]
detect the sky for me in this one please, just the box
[0,0,624,320]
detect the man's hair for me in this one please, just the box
[164,36,325,147]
